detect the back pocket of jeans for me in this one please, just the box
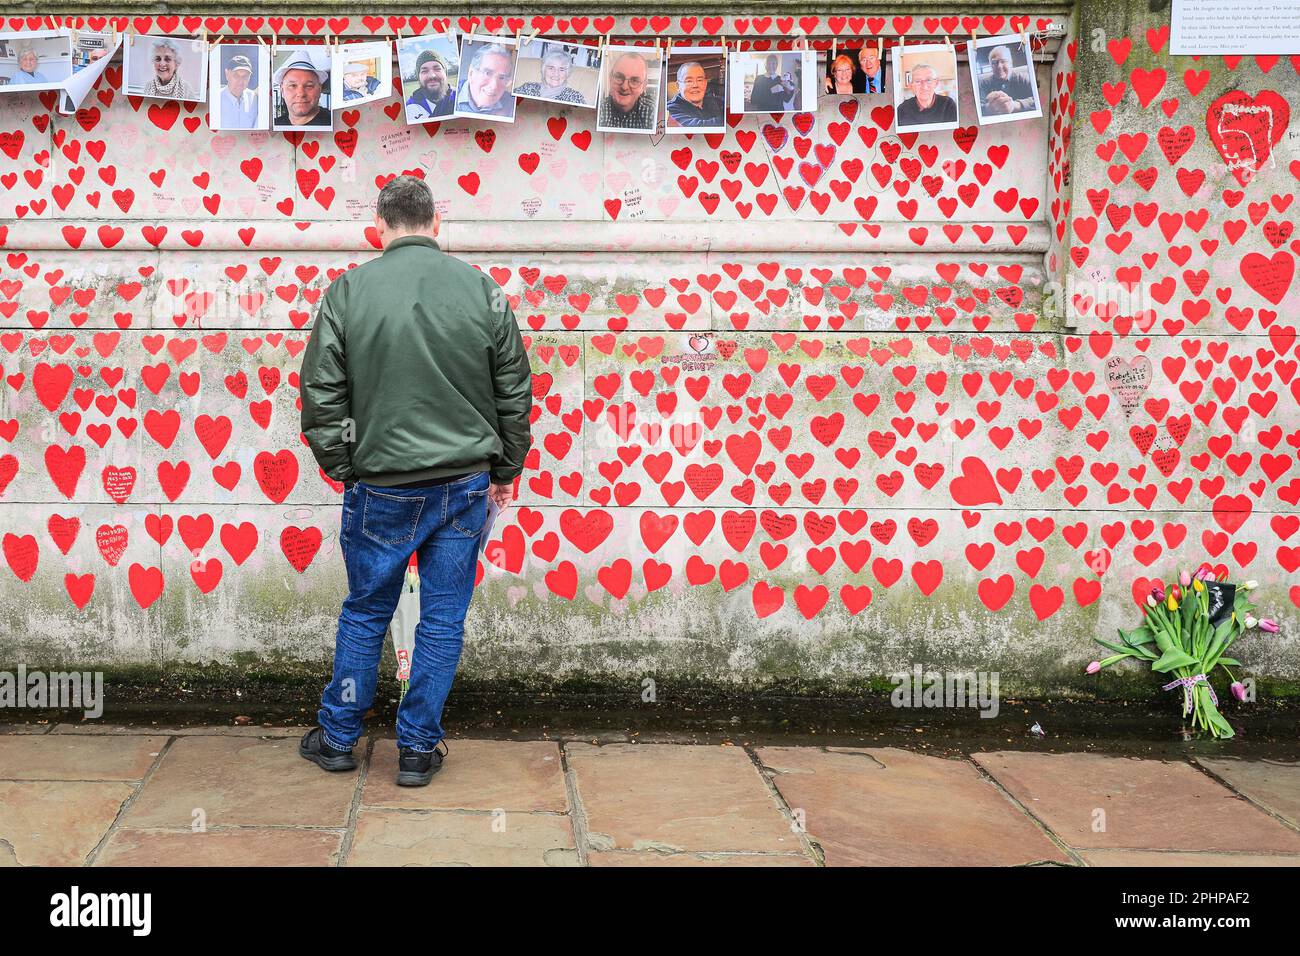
[450,485,489,537]
[361,487,424,546]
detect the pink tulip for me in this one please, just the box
[1231,682,1248,702]
[1259,618,1279,633]
[1086,661,1101,675]
[1179,569,1192,588]
[1151,583,1166,601]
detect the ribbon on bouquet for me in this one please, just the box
[1162,673,1217,716]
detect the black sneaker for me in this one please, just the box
[396,740,448,787]
[299,727,357,772]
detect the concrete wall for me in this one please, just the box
[0,4,1296,694]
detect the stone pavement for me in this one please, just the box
[2,725,1299,867]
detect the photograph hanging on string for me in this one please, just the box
[271,46,333,131]
[664,46,726,133]
[209,43,270,130]
[124,33,207,101]
[824,38,887,96]
[58,29,119,113]
[893,42,961,132]
[397,33,459,124]
[596,44,662,134]
[513,37,599,108]
[0,29,74,93]
[332,41,391,108]
[454,34,518,122]
[729,48,816,114]
[967,34,1042,125]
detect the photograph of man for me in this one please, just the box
[398,34,458,124]
[126,35,206,101]
[858,42,886,93]
[0,31,74,92]
[596,46,662,133]
[209,44,269,130]
[665,49,726,132]
[894,44,960,132]
[332,41,390,108]
[968,35,1041,125]
[730,50,815,114]
[272,47,332,131]
[454,36,517,122]
[513,39,598,107]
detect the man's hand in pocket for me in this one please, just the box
[488,482,515,511]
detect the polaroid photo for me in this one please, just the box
[333,41,391,109]
[454,34,518,122]
[0,29,74,94]
[271,46,333,131]
[513,37,599,108]
[729,49,816,114]
[893,43,960,132]
[125,33,207,101]
[596,44,663,134]
[664,46,726,133]
[397,33,459,124]
[209,43,270,130]
[967,34,1042,126]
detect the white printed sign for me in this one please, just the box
[1171,0,1300,54]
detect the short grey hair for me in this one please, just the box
[676,60,705,85]
[377,175,435,231]
[151,38,180,60]
[989,45,1013,63]
[469,43,511,74]
[542,50,573,72]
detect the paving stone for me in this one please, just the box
[1197,759,1300,828]
[0,724,54,734]
[588,851,814,866]
[348,809,578,866]
[1081,849,1300,867]
[758,746,1070,866]
[0,781,133,865]
[52,724,305,737]
[565,743,795,853]
[973,752,1300,852]
[95,828,343,866]
[120,736,357,828]
[364,739,566,812]
[0,734,166,781]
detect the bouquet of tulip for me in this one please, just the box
[1088,566,1278,739]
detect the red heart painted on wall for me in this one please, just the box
[1206,90,1290,187]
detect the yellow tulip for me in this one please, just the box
[1167,593,1178,611]
[1192,578,1204,593]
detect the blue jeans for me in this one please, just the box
[318,472,488,752]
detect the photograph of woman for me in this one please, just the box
[513,39,599,107]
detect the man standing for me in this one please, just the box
[746,54,793,112]
[142,38,199,100]
[298,176,532,787]
[666,60,723,128]
[455,43,515,118]
[218,54,258,128]
[273,51,331,128]
[897,63,957,127]
[598,51,656,130]
[404,48,453,120]
[978,46,1036,115]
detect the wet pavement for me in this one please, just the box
[2,722,1297,866]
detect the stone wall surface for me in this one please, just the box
[0,4,1296,693]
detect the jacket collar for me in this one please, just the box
[383,235,441,254]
